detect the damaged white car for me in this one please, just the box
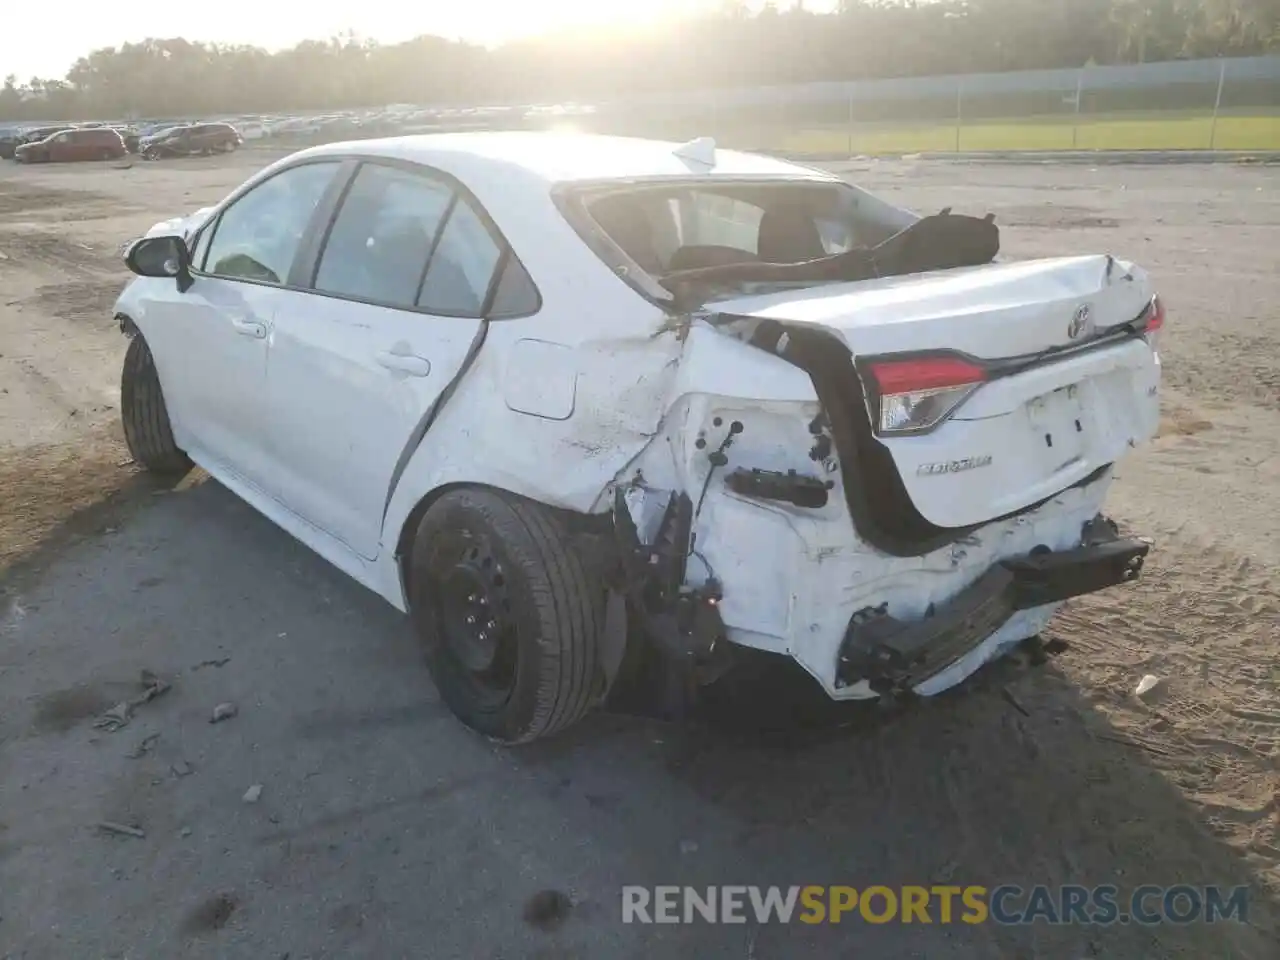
[115,132,1163,743]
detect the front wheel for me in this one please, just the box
[408,488,604,744]
[120,333,191,475]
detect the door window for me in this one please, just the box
[313,163,454,308]
[200,161,340,285]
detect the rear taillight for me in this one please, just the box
[1143,295,1165,350]
[865,355,987,436]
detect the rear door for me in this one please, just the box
[262,159,536,559]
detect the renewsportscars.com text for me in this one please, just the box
[621,885,1250,926]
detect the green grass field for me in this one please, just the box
[759,110,1280,155]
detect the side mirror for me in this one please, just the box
[124,235,194,292]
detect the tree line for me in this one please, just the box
[2,0,1277,121]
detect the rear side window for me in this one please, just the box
[487,255,540,318]
[416,200,502,315]
[314,163,454,308]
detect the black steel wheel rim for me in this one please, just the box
[429,530,518,708]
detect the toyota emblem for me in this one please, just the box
[1068,304,1093,340]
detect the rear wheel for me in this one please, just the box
[120,333,191,475]
[408,488,604,744]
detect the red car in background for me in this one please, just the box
[15,127,129,163]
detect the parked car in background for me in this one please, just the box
[137,121,186,144]
[5,125,73,159]
[14,127,128,163]
[141,122,242,159]
[112,126,141,153]
[0,127,22,159]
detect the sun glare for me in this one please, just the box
[10,0,830,82]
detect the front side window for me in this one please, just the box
[314,163,454,308]
[201,161,340,285]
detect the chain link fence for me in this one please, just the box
[563,56,1280,156]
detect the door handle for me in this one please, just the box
[375,351,432,377]
[230,317,267,339]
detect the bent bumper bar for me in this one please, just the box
[836,519,1149,692]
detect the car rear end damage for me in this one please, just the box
[611,384,1147,702]
[606,266,1162,704]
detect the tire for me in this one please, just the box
[120,334,191,475]
[409,488,604,744]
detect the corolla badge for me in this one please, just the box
[917,455,993,476]
[1068,303,1094,340]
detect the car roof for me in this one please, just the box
[297,132,839,191]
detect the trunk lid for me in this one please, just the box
[708,255,1161,529]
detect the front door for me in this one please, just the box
[261,160,528,559]
[141,159,345,491]
[135,275,276,486]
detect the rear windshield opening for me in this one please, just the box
[586,181,900,277]
[560,179,1000,309]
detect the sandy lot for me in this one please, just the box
[1,150,1278,958]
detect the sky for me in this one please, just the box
[6,1,837,83]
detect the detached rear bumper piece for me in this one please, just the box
[835,516,1148,692]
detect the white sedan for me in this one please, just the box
[115,132,1163,742]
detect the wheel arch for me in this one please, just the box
[116,312,139,338]
[393,480,615,608]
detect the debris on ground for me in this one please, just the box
[242,784,263,804]
[209,702,238,724]
[170,759,194,778]
[932,859,960,884]
[1135,674,1162,698]
[92,670,171,732]
[126,733,160,759]
[192,657,231,671]
[1001,685,1031,716]
[97,821,145,839]
[679,840,699,855]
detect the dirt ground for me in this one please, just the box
[1,150,1278,958]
